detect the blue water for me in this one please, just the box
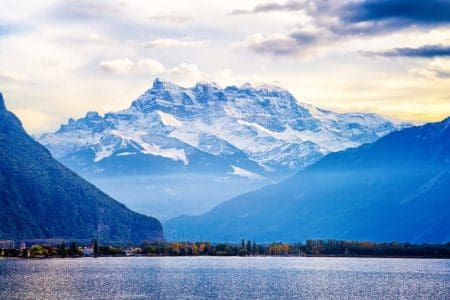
[0,257,449,299]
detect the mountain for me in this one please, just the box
[0,93,163,243]
[37,79,409,219]
[165,118,450,243]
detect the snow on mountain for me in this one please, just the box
[36,79,412,219]
[38,78,409,175]
[229,165,265,180]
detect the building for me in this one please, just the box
[0,240,15,249]
[82,246,94,256]
[19,241,27,250]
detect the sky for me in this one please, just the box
[1,0,450,133]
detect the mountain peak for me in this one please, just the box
[0,92,5,111]
[194,81,221,91]
[152,77,165,89]
[85,111,101,119]
[239,82,253,90]
[237,82,286,92]
[151,78,181,91]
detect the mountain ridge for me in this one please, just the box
[36,79,412,219]
[40,78,410,173]
[0,93,164,243]
[165,117,450,243]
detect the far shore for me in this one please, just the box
[2,239,449,259]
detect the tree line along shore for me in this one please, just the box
[1,239,450,258]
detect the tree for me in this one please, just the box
[58,242,67,257]
[69,241,80,257]
[192,243,199,255]
[241,239,245,249]
[247,240,252,255]
[92,239,99,256]
[252,242,257,255]
[30,245,48,257]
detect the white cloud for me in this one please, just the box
[410,59,450,79]
[136,59,166,74]
[99,58,135,74]
[147,15,193,23]
[0,71,26,81]
[166,63,201,77]
[99,58,202,78]
[142,38,207,48]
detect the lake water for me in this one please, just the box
[0,257,449,299]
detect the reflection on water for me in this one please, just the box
[0,257,449,299]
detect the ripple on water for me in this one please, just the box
[0,257,449,299]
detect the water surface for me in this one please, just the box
[0,257,449,299]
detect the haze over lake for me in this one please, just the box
[1,257,449,299]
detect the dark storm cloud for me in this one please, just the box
[231,0,450,57]
[371,45,450,58]
[341,0,450,25]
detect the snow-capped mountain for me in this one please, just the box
[37,79,410,219]
[39,78,408,173]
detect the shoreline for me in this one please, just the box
[2,254,450,260]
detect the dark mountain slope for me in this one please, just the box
[166,118,450,243]
[0,93,163,243]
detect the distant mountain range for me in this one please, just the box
[165,117,450,243]
[37,79,410,219]
[0,93,163,243]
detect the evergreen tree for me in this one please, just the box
[247,240,252,255]
[58,241,67,257]
[92,239,99,256]
[252,241,257,255]
[241,238,245,249]
[69,241,79,257]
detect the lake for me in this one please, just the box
[0,257,449,299]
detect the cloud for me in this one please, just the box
[251,0,450,28]
[142,38,207,48]
[147,15,193,23]
[231,0,450,57]
[234,30,325,57]
[136,59,166,74]
[167,63,201,77]
[325,0,450,36]
[230,1,304,15]
[233,34,299,56]
[99,58,136,74]
[99,58,201,78]
[369,44,450,58]
[341,0,450,25]
[0,71,26,81]
[53,0,126,20]
[324,0,450,36]
[411,58,450,79]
